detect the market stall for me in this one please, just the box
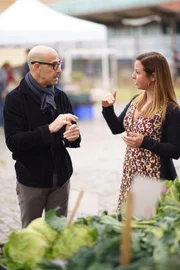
[0,178,179,269]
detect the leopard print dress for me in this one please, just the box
[117,102,162,210]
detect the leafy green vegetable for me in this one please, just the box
[155,178,180,217]
[45,209,67,233]
[51,224,98,260]
[3,230,50,270]
[117,256,180,270]
[27,217,58,245]
[66,236,120,270]
[1,179,180,270]
[36,259,64,270]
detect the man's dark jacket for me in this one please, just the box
[3,79,80,188]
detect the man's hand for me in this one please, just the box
[102,90,117,108]
[122,132,144,148]
[63,124,80,142]
[48,114,78,133]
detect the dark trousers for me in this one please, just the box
[16,178,70,228]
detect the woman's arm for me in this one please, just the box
[141,105,180,159]
[102,97,135,135]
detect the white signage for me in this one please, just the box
[131,175,164,218]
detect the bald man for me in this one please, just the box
[3,45,81,228]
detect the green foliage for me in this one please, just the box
[1,179,180,270]
[27,217,58,245]
[67,237,120,270]
[50,224,98,260]
[45,208,67,233]
[154,178,180,217]
[3,230,50,270]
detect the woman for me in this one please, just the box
[102,51,180,209]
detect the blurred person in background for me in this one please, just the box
[3,45,81,228]
[0,65,7,126]
[102,51,180,211]
[2,62,18,89]
[21,49,30,77]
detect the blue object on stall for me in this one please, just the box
[74,104,94,120]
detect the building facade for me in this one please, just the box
[49,0,180,70]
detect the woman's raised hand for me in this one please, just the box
[102,90,117,107]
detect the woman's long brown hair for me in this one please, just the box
[133,52,178,119]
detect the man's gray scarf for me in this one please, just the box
[25,72,56,116]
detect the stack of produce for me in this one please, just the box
[0,179,180,270]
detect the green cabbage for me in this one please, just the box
[51,224,98,260]
[3,229,50,270]
[27,217,58,245]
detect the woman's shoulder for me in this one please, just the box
[166,101,180,112]
[127,94,140,104]
[165,101,180,120]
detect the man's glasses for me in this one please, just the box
[31,60,62,71]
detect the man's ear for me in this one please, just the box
[33,63,40,71]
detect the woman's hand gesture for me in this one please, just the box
[102,90,117,108]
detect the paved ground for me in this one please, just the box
[0,102,180,244]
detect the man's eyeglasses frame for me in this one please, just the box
[31,60,62,71]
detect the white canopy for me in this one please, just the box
[0,0,107,46]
